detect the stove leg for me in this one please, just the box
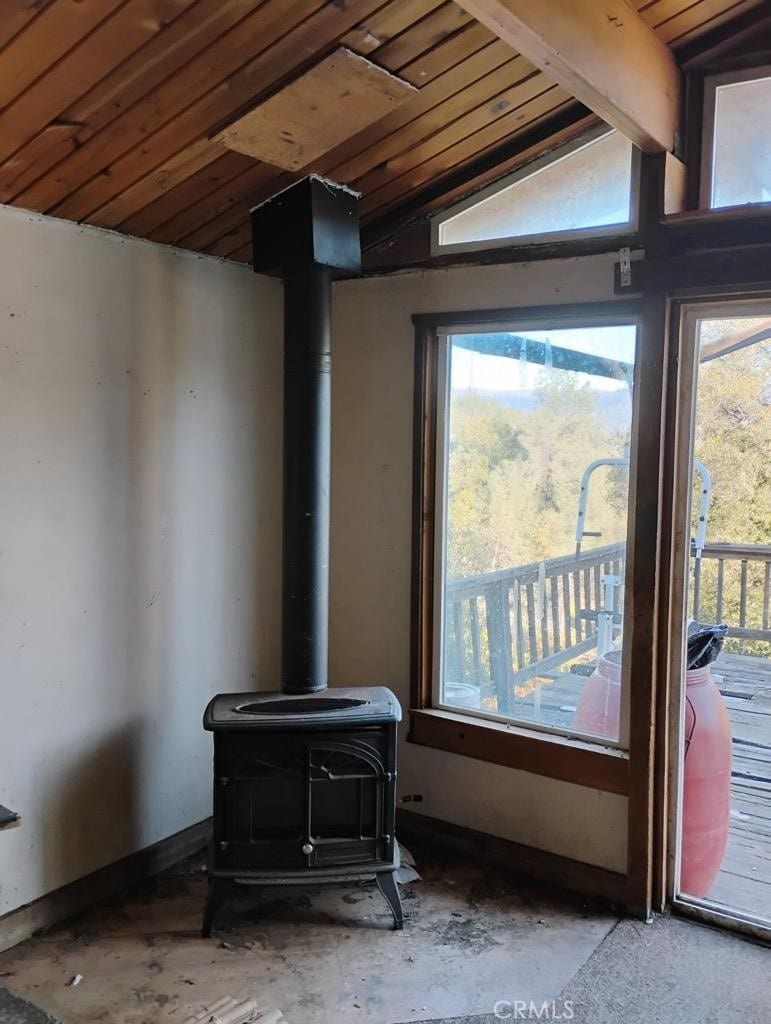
[202,877,230,938]
[376,870,404,930]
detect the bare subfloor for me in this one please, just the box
[0,847,617,1024]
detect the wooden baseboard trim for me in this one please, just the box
[0,818,211,954]
[396,809,627,906]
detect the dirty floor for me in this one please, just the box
[558,913,770,1024]
[0,985,59,1024]
[0,846,617,1024]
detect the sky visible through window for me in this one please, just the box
[450,326,636,393]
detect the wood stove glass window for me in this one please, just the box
[434,321,639,746]
[309,746,380,847]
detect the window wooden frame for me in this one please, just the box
[410,300,647,799]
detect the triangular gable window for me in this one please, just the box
[432,129,637,253]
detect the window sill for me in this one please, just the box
[408,708,629,796]
[656,204,771,253]
[663,202,771,225]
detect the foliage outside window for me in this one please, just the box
[435,323,638,745]
[432,130,636,253]
[688,315,771,658]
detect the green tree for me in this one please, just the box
[446,394,526,577]
[447,375,631,577]
[689,340,771,654]
[692,342,771,546]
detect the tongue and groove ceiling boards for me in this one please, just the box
[0,0,766,264]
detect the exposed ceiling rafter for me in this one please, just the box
[453,0,682,153]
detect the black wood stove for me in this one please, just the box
[202,178,403,935]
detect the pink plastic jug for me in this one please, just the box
[574,650,621,740]
[680,664,732,897]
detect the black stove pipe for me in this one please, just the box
[251,176,361,696]
[281,263,332,694]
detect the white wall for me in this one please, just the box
[0,209,627,920]
[0,207,283,916]
[331,258,629,874]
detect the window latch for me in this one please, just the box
[619,246,632,289]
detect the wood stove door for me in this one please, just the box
[215,734,308,871]
[306,740,387,867]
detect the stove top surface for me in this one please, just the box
[204,686,402,730]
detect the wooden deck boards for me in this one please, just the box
[709,651,771,919]
[504,649,771,920]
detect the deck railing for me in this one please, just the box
[446,540,771,712]
[692,542,771,642]
[445,541,625,713]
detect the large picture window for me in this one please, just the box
[421,312,641,749]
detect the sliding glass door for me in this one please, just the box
[670,299,771,938]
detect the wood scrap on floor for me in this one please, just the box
[183,997,286,1024]
[396,842,421,884]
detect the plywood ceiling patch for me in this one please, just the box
[219,48,416,172]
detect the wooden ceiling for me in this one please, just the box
[0,0,766,265]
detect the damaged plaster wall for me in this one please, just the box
[0,205,283,917]
[331,256,629,874]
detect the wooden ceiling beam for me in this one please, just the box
[1,0,750,262]
[453,0,681,152]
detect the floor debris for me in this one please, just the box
[395,843,421,884]
[0,845,617,1024]
[182,996,286,1024]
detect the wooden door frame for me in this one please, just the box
[623,288,671,915]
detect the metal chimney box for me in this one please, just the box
[202,178,403,935]
[251,175,360,277]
